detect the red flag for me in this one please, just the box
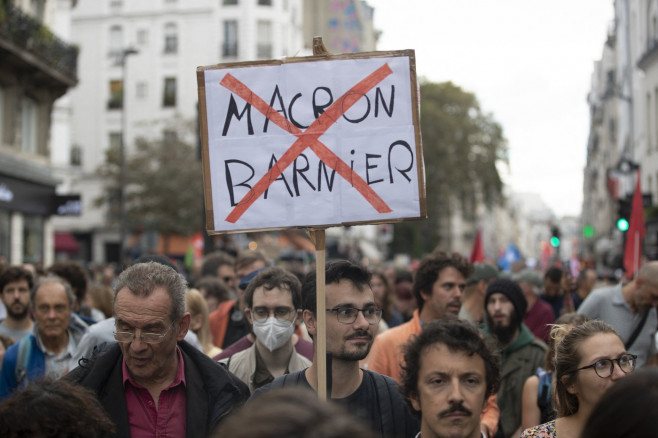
[470,228,484,263]
[624,171,646,279]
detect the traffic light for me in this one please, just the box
[583,224,595,238]
[617,198,631,231]
[550,226,561,247]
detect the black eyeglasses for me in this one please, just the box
[326,306,383,325]
[568,353,637,378]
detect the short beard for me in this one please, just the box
[6,305,28,320]
[335,332,373,361]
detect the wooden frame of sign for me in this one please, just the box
[197,38,426,400]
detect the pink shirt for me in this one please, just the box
[123,347,187,438]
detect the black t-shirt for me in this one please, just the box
[251,369,419,438]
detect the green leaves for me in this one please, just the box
[390,81,507,256]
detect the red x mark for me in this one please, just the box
[220,63,394,223]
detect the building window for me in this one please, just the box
[164,23,178,54]
[109,132,121,151]
[163,129,177,146]
[223,20,238,57]
[257,20,272,59]
[29,0,45,21]
[109,25,123,56]
[223,0,238,5]
[163,77,177,107]
[136,82,148,99]
[23,214,44,264]
[137,29,149,46]
[108,80,123,109]
[21,97,38,154]
[70,144,82,166]
[258,0,272,5]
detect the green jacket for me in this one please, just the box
[496,324,547,438]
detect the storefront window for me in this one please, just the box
[0,209,9,263]
[23,215,43,264]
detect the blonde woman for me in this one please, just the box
[520,313,588,430]
[186,288,223,358]
[521,320,635,438]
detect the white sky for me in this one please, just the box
[367,0,615,217]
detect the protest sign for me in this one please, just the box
[197,50,425,234]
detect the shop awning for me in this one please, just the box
[54,232,79,254]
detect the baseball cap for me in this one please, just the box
[466,263,498,286]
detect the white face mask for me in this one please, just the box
[252,317,295,352]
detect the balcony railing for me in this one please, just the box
[0,2,78,81]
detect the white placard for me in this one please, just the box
[197,51,425,234]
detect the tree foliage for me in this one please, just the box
[96,125,204,251]
[390,80,508,257]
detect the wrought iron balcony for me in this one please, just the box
[0,2,78,85]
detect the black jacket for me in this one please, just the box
[66,340,249,438]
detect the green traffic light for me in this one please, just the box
[550,236,560,247]
[617,218,629,231]
[583,224,595,238]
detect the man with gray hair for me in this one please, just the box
[67,262,249,437]
[514,268,554,343]
[0,275,88,399]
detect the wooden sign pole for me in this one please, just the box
[307,227,327,400]
[308,36,331,402]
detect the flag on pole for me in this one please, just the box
[624,171,646,279]
[470,228,484,263]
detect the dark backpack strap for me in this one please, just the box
[14,336,33,389]
[535,368,553,423]
[370,371,401,438]
[625,309,650,350]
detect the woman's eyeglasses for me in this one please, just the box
[568,353,637,378]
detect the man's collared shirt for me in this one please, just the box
[252,344,290,390]
[35,328,77,378]
[123,346,187,438]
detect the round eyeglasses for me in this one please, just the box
[569,353,637,378]
[250,307,295,323]
[326,306,383,325]
[113,321,176,344]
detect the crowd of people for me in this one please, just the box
[0,248,656,438]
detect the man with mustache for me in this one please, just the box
[0,266,34,342]
[253,260,419,437]
[484,278,546,438]
[367,252,499,437]
[400,317,501,438]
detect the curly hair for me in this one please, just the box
[412,251,472,311]
[0,378,116,438]
[0,266,34,293]
[400,316,500,417]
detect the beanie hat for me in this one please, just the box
[485,278,527,318]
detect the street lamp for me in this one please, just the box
[119,47,138,267]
